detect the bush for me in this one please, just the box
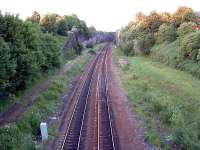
[0,12,64,99]
[143,34,155,55]
[120,41,134,56]
[156,24,177,44]
[0,125,34,149]
[197,49,200,62]
[177,22,196,38]
[39,33,62,71]
[179,31,200,60]
[0,37,16,97]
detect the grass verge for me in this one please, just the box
[150,40,200,79]
[113,46,200,149]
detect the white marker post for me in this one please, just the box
[40,122,48,141]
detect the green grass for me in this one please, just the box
[0,44,98,149]
[150,40,200,79]
[113,46,200,149]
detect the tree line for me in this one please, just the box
[119,6,200,61]
[0,11,93,99]
[27,11,94,38]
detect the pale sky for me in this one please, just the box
[0,0,199,31]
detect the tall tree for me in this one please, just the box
[172,6,197,27]
[40,13,59,33]
[26,11,41,24]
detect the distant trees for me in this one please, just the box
[118,6,198,56]
[26,11,40,24]
[40,13,59,34]
[26,12,92,38]
[56,17,69,36]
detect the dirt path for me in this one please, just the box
[0,61,74,126]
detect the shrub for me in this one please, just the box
[179,31,200,60]
[143,33,155,54]
[197,49,200,62]
[177,22,196,38]
[120,41,134,56]
[0,37,16,97]
[39,33,62,71]
[156,24,177,44]
[0,12,64,99]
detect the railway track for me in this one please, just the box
[58,44,120,150]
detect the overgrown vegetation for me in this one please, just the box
[118,6,200,78]
[113,47,200,149]
[0,46,95,149]
[27,11,94,38]
[117,6,200,148]
[0,12,63,100]
[0,11,94,101]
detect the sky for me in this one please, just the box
[0,0,199,31]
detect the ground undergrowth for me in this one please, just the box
[113,46,200,149]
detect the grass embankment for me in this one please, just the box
[150,40,200,79]
[0,44,99,149]
[113,47,200,149]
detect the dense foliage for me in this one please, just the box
[118,6,198,57]
[0,11,92,99]
[118,6,200,149]
[0,12,64,98]
[28,12,91,38]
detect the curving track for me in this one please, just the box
[57,44,120,150]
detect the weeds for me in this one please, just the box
[113,46,200,149]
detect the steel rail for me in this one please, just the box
[76,50,105,149]
[60,51,102,150]
[104,46,116,150]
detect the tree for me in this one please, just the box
[26,11,40,24]
[157,23,177,43]
[160,12,171,24]
[56,17,69,36]
[88,26,96,37]
[39,34,62,71]
[172,6,197,27]
[135,12,146,22]
[180,32,200,59]
[145,11,163,33]
[64,15,80,31]
[64,15,90,37]
[40,13,59,34]
[177,22,196,38]
[0,38,15,97]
